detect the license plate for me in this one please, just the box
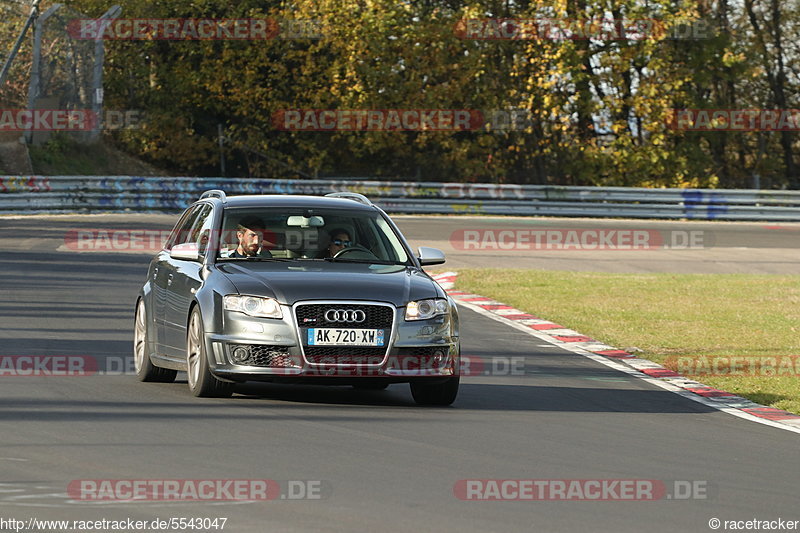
[307,328,385,346]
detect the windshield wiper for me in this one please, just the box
[218,256,293,261]
[323,257,405,265]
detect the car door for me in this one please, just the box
[155,205,203,356]
[162,203,214,356]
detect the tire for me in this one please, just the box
[134,299,177,383]
[186,307,232,398]
[410,377,459,406]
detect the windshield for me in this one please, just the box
[216,207,410,265]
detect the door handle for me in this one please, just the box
[167,274,173,286]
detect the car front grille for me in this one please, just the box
[304,346,387,365]
[295,303,394,330]
[295,303,395,365]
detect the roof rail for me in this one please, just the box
[325,192,373,206]
[199,189,227,203]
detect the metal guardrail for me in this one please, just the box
[2,175,800,220]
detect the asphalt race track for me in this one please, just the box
[0,215,797,532]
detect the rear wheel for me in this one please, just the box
[186,308,232,398]
[410,377,459,406]
[134,299,177,383]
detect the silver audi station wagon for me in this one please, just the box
[134,190,460,405]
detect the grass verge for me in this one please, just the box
[453,269,800,414]
[28,134,166,176]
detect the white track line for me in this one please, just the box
[431,271,800,436]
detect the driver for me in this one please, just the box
[320,228,352,258]
[229,216,273,258]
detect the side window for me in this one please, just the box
[164,206,201,251]
[191,205,215,256]
[375,216,408,262]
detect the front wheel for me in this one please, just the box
[134,299,177,383]
[186,308,232,398]
[410,377,459,406]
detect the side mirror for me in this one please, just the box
[170,242,200,261]
[417,246,446,266]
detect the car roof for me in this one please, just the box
[201,194,378,211]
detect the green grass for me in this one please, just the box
[27,133,165,176]
[28,134,106,175]
[452,269,800,414]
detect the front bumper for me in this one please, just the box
[205,301,459,382]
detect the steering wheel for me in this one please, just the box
[333,245,378,260]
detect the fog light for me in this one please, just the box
[230,346,250,364]
[433,349,446,365]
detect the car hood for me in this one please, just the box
[215,262,443,306]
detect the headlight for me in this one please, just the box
[224,295,282,319]
[405,298,449,321]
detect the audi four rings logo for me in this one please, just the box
[324,309,366,323]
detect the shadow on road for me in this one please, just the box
[0,381,717,418]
